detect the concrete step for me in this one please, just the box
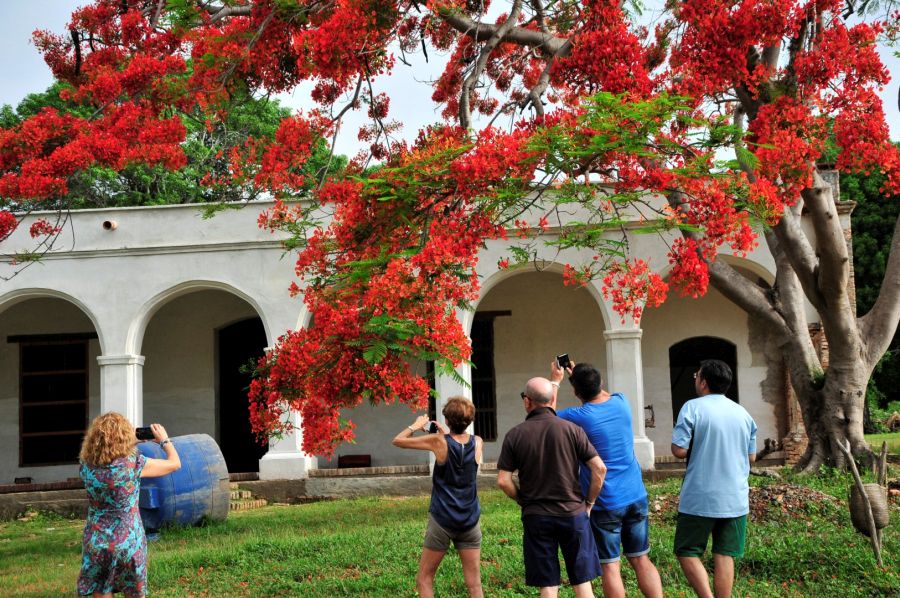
[310,464,429,477]
[228,472,259,483]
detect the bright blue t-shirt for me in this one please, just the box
[672,394,758,518]
[558,393,647,511]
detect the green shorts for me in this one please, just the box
[674,513,747,558]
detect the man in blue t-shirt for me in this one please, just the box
[671,359,757,598]
[555,362,663,598]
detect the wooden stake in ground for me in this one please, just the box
[836,439,883,568]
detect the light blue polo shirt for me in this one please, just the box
[672,394,757,518]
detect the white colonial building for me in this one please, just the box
[0,197,821,484]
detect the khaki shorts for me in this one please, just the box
[423,514,482,551]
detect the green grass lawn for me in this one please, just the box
[866,432,900,455]
[1,471,898,597]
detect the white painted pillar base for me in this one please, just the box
[97,354,145,425]
[603,329,655,470]
[258,410,317,480]
[633,436,655,470]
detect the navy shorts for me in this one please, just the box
[590,497,651,563]
[522,512,602,587]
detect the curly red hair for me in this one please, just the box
[79,412,137,466]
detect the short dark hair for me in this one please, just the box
[443,397,475,434]
[698,359,732,394]
[569,363,602,401]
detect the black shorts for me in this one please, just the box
[522,512,602,587]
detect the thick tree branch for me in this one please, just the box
[859,211,900,367]
[667,187,792,336]
[802,172,851,304]
[459,0,523,129]
[770,200,826,311]
[150,0,166,30]
[532,0,550,33]
[706,259,790,334]
[438,8,569,55]
[520,39,570,118]
[207,3,253,24]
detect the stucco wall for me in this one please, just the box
[142,290,259,441]
[476,271,607,461]
[639,286,779,455]
[322,400,433,468]
[0,298,101,483]
[315,271,608,466]
[0,202,797,480]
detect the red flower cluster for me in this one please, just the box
[0,211,18,241]
[250,125,538,454]
[7,0,900,454]
[554,0,652,98]
[601,259,669,323]
[28,219,62,239]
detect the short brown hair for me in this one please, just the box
[442,397,476,434]
[79,412,137,466]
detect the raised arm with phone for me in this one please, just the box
[391,398,484,598]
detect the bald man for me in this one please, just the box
[498,375,607,598]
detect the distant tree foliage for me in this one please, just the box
[0,81,345,210]
[841,167,900,411]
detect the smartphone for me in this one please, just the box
[425,421,439,434]
[556,353,570,369]
[135,426,155,441]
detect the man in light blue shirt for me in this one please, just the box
[671,359,757,598]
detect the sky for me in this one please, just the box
[2,1,900,153]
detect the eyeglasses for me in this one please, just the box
[520,391,529,400]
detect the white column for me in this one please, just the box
[604,329,655,470]
[97,354,145,425]
[434,361,473,413]
[430,360,473,470]
[258,410,318,479]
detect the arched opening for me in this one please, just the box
[474,270,608,461]
[669,337,739,423]
[217,317,268,473]
[0,296,100,483]
[140,289,267,474]
[640,259,780,457]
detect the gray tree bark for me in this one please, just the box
[704,171,900,471]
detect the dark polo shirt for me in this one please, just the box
[497,406,599,517]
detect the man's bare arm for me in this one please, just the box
[585,456,606,508]
[497,469,518,501]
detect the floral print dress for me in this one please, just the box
[77,452,148,596]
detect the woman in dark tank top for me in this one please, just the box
[393,396,484,598]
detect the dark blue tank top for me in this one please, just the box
[429,434,480,532]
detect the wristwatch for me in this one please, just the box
[159,438,171,449]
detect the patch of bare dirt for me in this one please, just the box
[747,484,841,522]
[650,484,843,523]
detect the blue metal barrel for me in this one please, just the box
[136,434,230,531]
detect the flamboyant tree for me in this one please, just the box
[1,0,898,470]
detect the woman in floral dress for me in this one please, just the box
[77,413,181,598]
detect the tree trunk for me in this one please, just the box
[863,394,877,435]
[791,362,872,472]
